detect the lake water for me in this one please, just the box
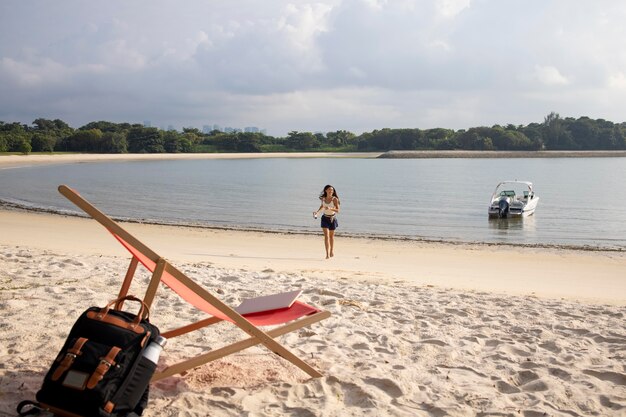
[2,157,626,250]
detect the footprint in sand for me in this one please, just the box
[318,289,344,298]
[495,380,521,394]
[513,370,549,392]
[485,339,502,347]
[583,369,626,386]
[555,325,589,336]
[351,342,369,350]
[337,380,377,408]
[539,340,562,354]
[220,275,240,282]
[519,361,540,369]
[521,379,549,392]
[364,377,403,398]
[548,367,571,381]
[514,370,539,385]
[420,339,447,347]
[445,308,468,317]
[210,387,236,397]
[499,344,533,357]
[461,336,483,345]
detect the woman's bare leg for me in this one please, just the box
[323,228,330,259]
[329,230,335,257]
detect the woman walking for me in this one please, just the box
[313,185,340,259]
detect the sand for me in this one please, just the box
[0,152,381,169]
[1,153,625,416]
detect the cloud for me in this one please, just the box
[533,65,569,86]
[1,0,626,135]
[436,0,471,18]
[608,72,626,89]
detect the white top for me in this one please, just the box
[322,198,336,216]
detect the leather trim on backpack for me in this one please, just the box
[86,346,122,389]
[51,338,88,381]
[103,401,115,413]
[86,311,144,334]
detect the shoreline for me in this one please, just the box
[1,208,625,305]
[0,152,381,169]
[378,150,626,158]
[1,200,623,253]
[2,149,626,169]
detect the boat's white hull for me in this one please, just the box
[488,197,539,219]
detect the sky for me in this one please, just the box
[1,0,625,137]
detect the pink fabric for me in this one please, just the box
[111,232,318,326]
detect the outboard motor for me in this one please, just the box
[498,198,510,218]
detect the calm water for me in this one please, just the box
[2,157,626,250]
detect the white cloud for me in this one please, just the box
[533,66,569,86]
[276,3,333,70]
[435,0,471,18]
[361,0,389,10]
[608,72,626,89]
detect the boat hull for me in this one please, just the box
[488,197,539,219]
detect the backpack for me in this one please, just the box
[17,296,161,417]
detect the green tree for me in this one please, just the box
[64,129,103,152]
[567,117,598,150]
[520,123,544,150]
[181,128,203,151]
[163,130,188,153]
[0,122,31,153]
[80,121,126,133]
[455,129,495,150]
[543,112,575,149]
[127,127,164,153]
[31,132,57,152]
[424,128,456,149]
[100,131,128,153]
[325,130,356,148]
[31,118,74,151]
[234,132,262,152]
[286,131,319,150]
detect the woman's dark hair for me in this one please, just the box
[319,184,339,203]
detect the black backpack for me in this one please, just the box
[17,296,161,417]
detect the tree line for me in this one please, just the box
[1,112,625,154]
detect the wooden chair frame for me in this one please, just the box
[58,185,330,381]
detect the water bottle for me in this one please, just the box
[142,336,167,364]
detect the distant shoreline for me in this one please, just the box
[377,150,626,158]
[2,150,626,169]
[0,152,381,168]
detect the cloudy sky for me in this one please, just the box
[1,0,625,136]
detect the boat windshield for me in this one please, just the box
[494,183,532,199]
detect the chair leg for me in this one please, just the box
[152,310,331,381]
[115,257,138,310]
[144,258,167,309]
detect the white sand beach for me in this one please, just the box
[1,154,625,416]
[0,152,381,170]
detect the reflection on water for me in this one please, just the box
[488,215,537,243]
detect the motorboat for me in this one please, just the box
[488,181,539,218]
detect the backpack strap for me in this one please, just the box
[16,400,44,416]
[86,346,122,389]
[51,337,88,381]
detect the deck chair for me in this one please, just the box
[58,185,331,381]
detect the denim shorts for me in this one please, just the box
[321,215,338,230]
